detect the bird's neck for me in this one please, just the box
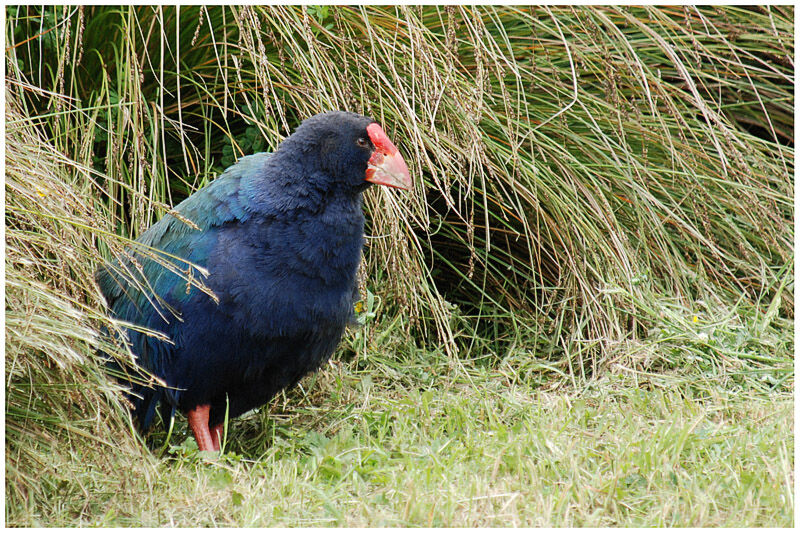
[243,152,364,216]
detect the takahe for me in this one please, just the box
[97,111,411,451]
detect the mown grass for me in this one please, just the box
[15,332,794,526]
[5,5,794,527]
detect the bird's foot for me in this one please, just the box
[187,404,219,452]
[210,423,223,451]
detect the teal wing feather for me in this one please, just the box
[97,153,269,313]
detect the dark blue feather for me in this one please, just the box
[97,112,379,431]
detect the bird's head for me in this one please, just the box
[285,111,412,193]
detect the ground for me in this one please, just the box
[23,343,793,527]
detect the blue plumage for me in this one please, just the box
[97,112,411,449]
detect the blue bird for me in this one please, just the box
[97,111,411,451]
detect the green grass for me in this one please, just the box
[14,337,793,527]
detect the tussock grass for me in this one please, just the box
[5,5,793,526]
[8,6,792,356]
[5,90,156,517]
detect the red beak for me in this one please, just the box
[365,123,412,190]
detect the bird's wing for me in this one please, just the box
[97,152,270,317]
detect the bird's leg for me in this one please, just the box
[187,404,216,452]
[210,423,223,452]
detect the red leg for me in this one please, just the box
[210,423,223,452]
[187,404,216,451]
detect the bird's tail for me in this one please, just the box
[101,327,179,433]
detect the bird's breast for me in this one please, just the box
[207,203,364,338]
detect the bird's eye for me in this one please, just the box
[356,137,369,148]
